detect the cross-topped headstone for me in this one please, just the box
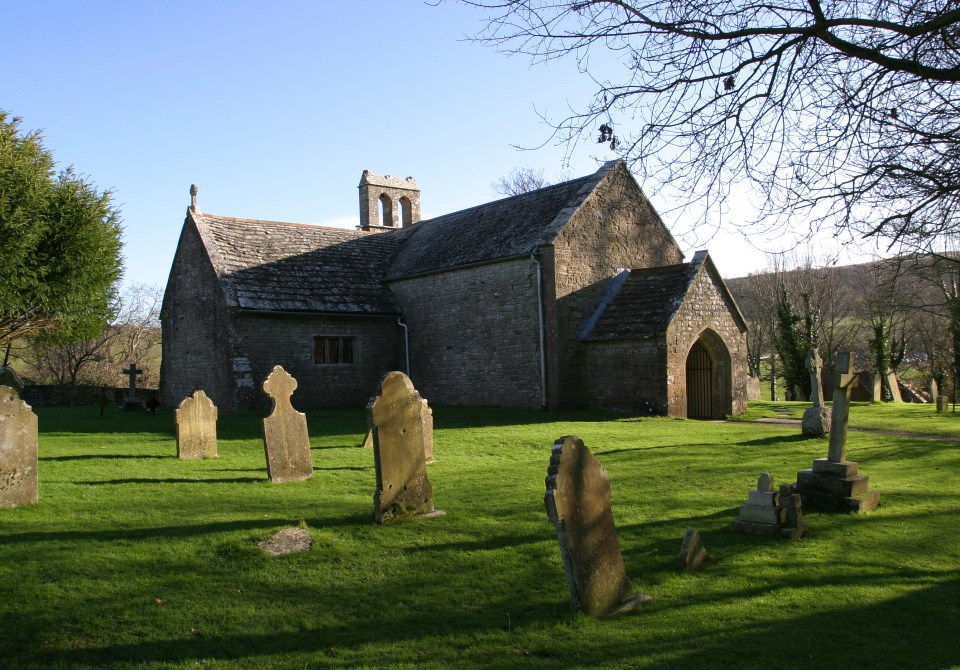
[261,366,313,482]
[828,351,859,463]
[123,363,142,402]
[805,348,824,407]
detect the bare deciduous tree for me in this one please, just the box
[465,0,960,253]
[492,167,551,196]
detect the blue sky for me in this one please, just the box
[3,1,878,289]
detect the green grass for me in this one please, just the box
[1,403,958,669]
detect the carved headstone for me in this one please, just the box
[0,385,38,508]
[0,366,24,397]
[368,372,436,523]
[929,378,939,402]
[261,366,313,483]
[545,435,648,617]
[678,528,710,571]
[421,397,435,463]
[175,390,218,460]
[795,352,879,513]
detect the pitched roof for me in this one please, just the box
[581,251,747,340]
[384,163,617,280]
[193,212,402,315]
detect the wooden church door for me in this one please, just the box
[686,341,713,419]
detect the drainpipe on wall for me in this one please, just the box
[396,318,410,376]
[531,253,548,409]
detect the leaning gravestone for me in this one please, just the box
[0,385,38,508]
[545,435,648,617]
[368,371,438,523]
[175,390,218,460]
[801,348,831,436]
[0,366,24,397]
[678,528,710,571]
[795,352,880,513]
[261,366,313,483]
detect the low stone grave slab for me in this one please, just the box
[258,527,312,556]
[0,385,38,509]
[545,435,649,617]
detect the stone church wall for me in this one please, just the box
[583,340,668,414]
[550,164,684,409]
[160,220,236,410]
[388,258,544,408]
[665,268,749,418]
[229,313,404,409]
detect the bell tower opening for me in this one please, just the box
[358,171,421,232]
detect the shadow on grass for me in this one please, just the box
[74,477,265,485]
[39,454,171,462]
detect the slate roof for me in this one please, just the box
[581,263,695,340]
[194,213,402,315]
[384,169,608,280]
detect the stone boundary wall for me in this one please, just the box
[21,385,158,407]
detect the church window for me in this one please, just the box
[314,336,355,365]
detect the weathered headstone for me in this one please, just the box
[884,370,903,402]
[678,528,710,571]
[360,429,374,449]
[545,435,649,617]
[795,352,880,513]
[929,378,939,402]
[731,473,807,539]
[802,348,831,436]
[0,366,24,397]
[936,395,951,413]
[368,371,438,523]
[0,385,38,509]
[122,362,144,411]
[175,390,218,460]
[421,397,435,463]
[261,366,313,483]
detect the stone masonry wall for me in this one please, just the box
[230,313,404,409]
[551,164,684,408]
[388,258,544,408]
[665,267,749,417]
[583,340,667,414]
[160,218,236,410]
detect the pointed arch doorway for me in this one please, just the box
[685,330,732,419]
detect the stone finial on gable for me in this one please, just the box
[189,184,200,213]
[359,170,420,232]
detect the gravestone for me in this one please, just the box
[730,473,807,539]
[261,366,313,483]
[678,528,710,571]
[421,397,435,463]
[175,390,218,460]
[368,371,438,523]
[0,366,24,397]
[936,395,951,413]
[545,435,649,617]
[122,362,144,411]
[0,385,38,508]
[929,378,939,402]
[884,370,903,402]
[795,352,880,513]
[360,429,374,449]
[258,527,312,556]
[801,348,831,436]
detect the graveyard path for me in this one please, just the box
[749,417,960,443]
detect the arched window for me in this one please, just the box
[379,194,394,227]
[399,196,412,228]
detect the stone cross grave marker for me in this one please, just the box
[0,385,38,508]
[261,366,313,483]
[122,362,144,410]
[828,351,859,463]
[545,435,648,617]
[368,371,437,523]
[175,390,218,460]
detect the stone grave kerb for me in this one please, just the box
[828,351,859,463]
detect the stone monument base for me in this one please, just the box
[730,476,808,540]
[801,406,831,436]
[795,459,880,514]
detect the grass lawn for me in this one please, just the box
[1,402,958,669]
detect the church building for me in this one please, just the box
[160,161,749,417]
